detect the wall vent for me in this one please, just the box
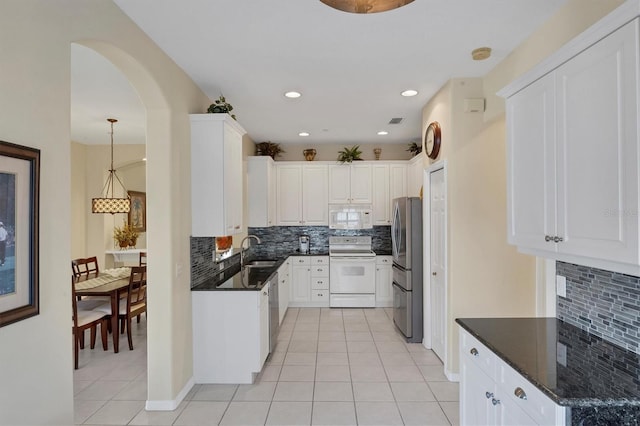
[388,117,403,124]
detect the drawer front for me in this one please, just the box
[312,278,329,289]
[311,256,329,265]
[311,265,329,276]
[461,329,496,379]
[499,361,563,426]
[292,256,311,265]
[376,256,392,265]
[311,290,329,302]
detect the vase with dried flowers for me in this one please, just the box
[113,221,139,249]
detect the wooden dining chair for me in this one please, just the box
[72,277,109,369]
[94,266,146,350]
[72,256,100,280]
[139,251,147,266]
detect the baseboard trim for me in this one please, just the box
[145,376,195,411]
[445,369,460,383]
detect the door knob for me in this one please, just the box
[432,272,437,276]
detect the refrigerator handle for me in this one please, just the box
[392,201,401,258]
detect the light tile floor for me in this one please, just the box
[74,307,459,425]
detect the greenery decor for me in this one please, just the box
[207,95,236,120]
[337,145,363,163]
[407,141,422,157]
[113,221,140,249]
[255,141,284,159]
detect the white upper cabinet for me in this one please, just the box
[407,155,423,197]
[276,163,328,226]
[329,163,372,204]
[190,114,246,236]
[372,164,390,225]
[390,163,407,201]
[247,156,276,227]
[501,17,640,272]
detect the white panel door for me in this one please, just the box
[328,165,351,203]
[350,163,372,203]
[372,164,390,225]
[555,20,639,264]
[302,165,328,225]
[430,168,446,361]
[276,165,303,226]
[506,73,556,251]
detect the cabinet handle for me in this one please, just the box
[491,398,501,406]
[470,348,479,357]
[485,392,493,399]
[432,272,437,276]
[544,235,552,242]
[514,387,527,400]
[553,236,564,243]
[234,225,240,229]
[262,291,267,295]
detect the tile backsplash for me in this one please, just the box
[246,226,392,259]
[556,261,640,354]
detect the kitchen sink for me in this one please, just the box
[245,260,277,268]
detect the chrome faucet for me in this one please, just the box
[240,235,261,268]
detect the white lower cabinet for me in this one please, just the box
[277,258,290,324]
[459,327,566,426]
[289,256,330,307]
[192,283,270,384]
[375,255,392,307]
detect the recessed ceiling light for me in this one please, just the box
[401,89,418,97]
[285,91,301,98]
[471,47,492,61]
[299,132,310,137]
[377,131,388,136]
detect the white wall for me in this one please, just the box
[275,142,413,161]
[0,1,209,423]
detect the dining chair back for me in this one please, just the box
[123,266,147,350]
[72,276,109,369]
[72,256,100,280]
[139,251,147,266]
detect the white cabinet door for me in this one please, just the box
[259,283,270,368]
[460,357,494,426]
[291,264,311,303]
[277,165,303,226]
[555,20,639,264]
[372,164,390,225]
[390,164,407,201]
[190,114,246,237]
[407,156,423,197]
[375,256,393,307]
[350,163,372,203]
[328,164,372,204]
[328,165,351,204]
[302,165,329,225]
[505,72,556,251]
[247,156,276,227]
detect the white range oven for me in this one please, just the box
[329,236,376,307]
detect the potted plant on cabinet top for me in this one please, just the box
[114,221,139,249]
[207,95,236,120]
[337,145,363,163]
[407,141,422,157]
[255,141,284,159]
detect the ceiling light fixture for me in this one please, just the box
[377,131,389,136]
[91,118,131,214]
[320,0,414,14]
[299,132,310,137]
[471,47,492,61]
[285,91,301,98]
[401,89,418,97]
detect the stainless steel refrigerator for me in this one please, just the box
[391,196,423,343]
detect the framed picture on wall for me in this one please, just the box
[128,190,146,233]
[0,141,40,328]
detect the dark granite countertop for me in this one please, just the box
[191,259,282,291]
[456,317,640,408]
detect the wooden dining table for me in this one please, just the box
[75,268,131,353]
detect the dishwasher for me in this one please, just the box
[267,272,279,353]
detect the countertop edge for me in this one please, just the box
[455,318,640,408]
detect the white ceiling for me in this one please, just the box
[71,0,568,146]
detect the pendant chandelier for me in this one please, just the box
[91,118,131,214]
[320,0,414,14]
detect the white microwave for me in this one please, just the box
[328,204,373,229]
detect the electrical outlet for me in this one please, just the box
[175,262,183,278]
[557,342,567,367]
[219,262,225,271]
[556,275,567,298]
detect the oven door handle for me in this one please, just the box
[330,256,376,262]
